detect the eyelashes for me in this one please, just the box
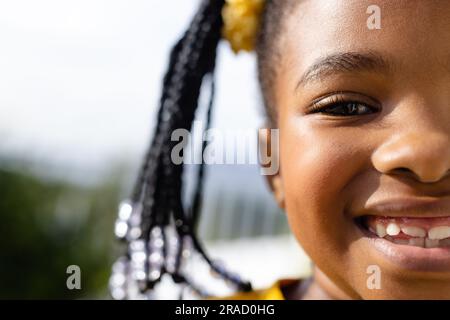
[307,92,380,116]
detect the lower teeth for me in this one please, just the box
[382,235,450,248]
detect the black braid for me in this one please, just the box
[131,38,185,204]
[141,0,220,230]
[130,0,252,295]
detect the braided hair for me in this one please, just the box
[110,0,294,299]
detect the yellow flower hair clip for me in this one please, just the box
[222,0,265,53]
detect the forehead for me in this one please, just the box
[281,0,450,82]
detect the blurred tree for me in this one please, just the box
[0,163,122,299]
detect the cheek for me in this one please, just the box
[279,116,368,257]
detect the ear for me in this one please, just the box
[258,128,285,209]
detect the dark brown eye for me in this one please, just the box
[325,102,374,115]
[308,92,381,117]
[311,101,377,116]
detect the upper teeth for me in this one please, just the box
[375,224,387,237]
[372,222,450,243]
[401,226,426,238]
[428,226,450,240]
[386,223,401,236]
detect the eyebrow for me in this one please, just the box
[296,51,393,90]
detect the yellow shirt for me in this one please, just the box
[216,278,301,300]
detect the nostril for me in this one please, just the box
[391,167,415,177]
[390,167,426,182]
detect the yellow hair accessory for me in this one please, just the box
[222,0,265,53]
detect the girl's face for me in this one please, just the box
[271,0,450,299]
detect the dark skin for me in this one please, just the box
[263,0,450,299]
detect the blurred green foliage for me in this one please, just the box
[0,163,123,299]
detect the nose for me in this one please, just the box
[372,131,450,183]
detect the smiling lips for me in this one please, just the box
[357,196,450,248]
[364,216,450,248]
[354,197,450,271]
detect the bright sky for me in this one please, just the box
[0,0,264,179]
